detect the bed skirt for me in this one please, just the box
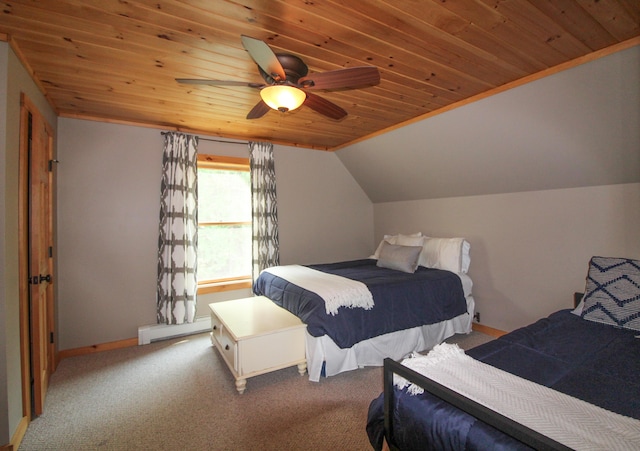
[305,295,475,381]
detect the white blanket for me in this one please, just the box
[262,265,374,315]
[395,343,640,450]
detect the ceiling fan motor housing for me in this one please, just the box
[259,53,309,85]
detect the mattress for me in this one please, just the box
[253,258,468,349]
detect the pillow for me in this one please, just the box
[371,232,423,259]
[376,242,423,273]
[580,256,640,332]
[418,237,471,274]
[396,234,426,247]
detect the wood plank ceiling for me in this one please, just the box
[1,1,639,150]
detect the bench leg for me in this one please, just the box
[235,378,247,394]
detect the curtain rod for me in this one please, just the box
[200,137,249,145]
[161,131,248,146]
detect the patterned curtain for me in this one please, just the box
[249,141,280,282]
[157,132,198,324]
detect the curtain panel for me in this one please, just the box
[249,141,280,282]
[157,132,198,324]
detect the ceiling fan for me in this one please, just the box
[177,35,381,120]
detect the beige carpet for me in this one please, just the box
[19,330,493,450]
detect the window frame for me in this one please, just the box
[197,154,252,294]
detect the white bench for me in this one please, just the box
[209,296,307,394]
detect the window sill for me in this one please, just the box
[197,279,252,294]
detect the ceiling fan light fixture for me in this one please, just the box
[260,85,306,112]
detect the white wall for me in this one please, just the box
[374,183,640,332]
[56,120,161,350]
[338,45,640,203]
[56,118,373,350]
[275,146,374,265]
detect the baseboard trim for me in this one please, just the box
[137,316,211,345]
[4,414,29,451]
[58,337,139,361]
[57,318,213,361]
[472,322,508,338]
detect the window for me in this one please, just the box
[197,154,252,294]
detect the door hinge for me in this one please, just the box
[48,159,60,172]
[29,274,51,284]
[49,246,53,258]
[50,332,54,344]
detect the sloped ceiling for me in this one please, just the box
[337,45,640,202]
[0,0,639,150]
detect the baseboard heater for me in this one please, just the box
[138,316,211,345]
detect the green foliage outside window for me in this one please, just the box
[197,167,251,282]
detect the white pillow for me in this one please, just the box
[418,237,471,274]
[371,232,423,259]
[397,234,426,247]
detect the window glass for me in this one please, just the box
[197,156,251,284]
[198,168,251,223]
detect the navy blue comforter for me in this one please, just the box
[253,259,467,349]
[366,309,640,450]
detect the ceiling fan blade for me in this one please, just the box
[240,35,286,82]
[299,66,380,90]
[176,79,263,88]
[304,93,347,120]
[246,100,271,119]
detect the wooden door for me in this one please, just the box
[20,94,55,418]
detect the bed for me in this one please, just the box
[366,256,640,450]
[253,233,475,381]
